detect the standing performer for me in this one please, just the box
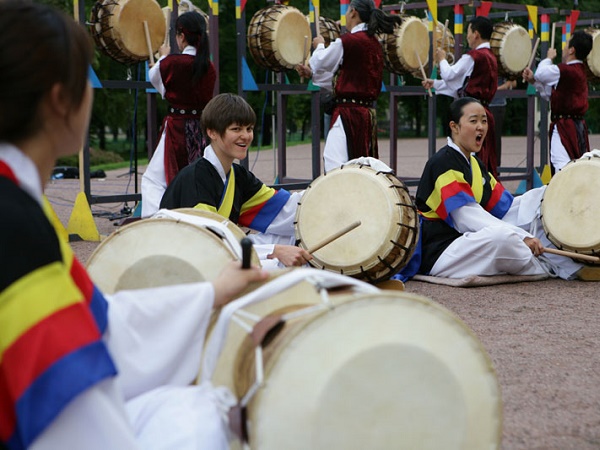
[422,16,500,177]
[296,0,402,173]
[141,11,216,217]
[394,97,583,281]
[522,30,593,173]
[0,3,267,449]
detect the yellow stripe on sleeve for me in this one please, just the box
[240,184,276,214]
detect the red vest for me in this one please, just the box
[464,48,498,104]
[160,54,216,110]
[551,63,588,116]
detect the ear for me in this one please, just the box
[206,128,219,141]
[46,83,70,119]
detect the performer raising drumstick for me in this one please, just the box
[296,0,402,173]
[522,30,593,173]
[141,10,216,217]
[394,97,584,282]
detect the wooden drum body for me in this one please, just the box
[201,270,503,450]
[90,0,165,65]
[317,16,341,48]
[247,5,311,72]
[490,22,530,80]
[585,27,600,81]
[541,155,600,261]
[294,165,419,283]
[381,16,429,75]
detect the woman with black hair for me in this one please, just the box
[142,10,216,217]
[296,0,402,173]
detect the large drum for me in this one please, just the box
[381,15,429,75]
[90,0,166,65]
[247,5,312,72]
[316,15,341,47]
[200,269,503,450]
[427,19,456,65]
[86,210,260,294]
[294,164,419,283]
[490,22,531,80]
[541,155,600,261]
[584,27,600,81]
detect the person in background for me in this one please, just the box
[488,78,517,167]
[422,16,500,177]
[395,97,582,282]
[522,30,593,173]
[160,93,313,268]
[141,10,216,217]
[296,0,402,173]
[0,3,266,449]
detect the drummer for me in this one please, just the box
[522,30,593,173]
[395,97,583,282]
[0,3,268,449]
[422,16,500,178]
[295,0,401,173]
[160,93,313,268]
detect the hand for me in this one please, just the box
[268,245,313,267]
[435,48,447,64]
[296,63,312,78]
[158,44,170,58]
[422,79,434,90]
[522,68,535,84]
[546,47,557,61]
[523,237,544,257]
[312,35,325,49]
[212,261,268,308]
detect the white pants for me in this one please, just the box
[323,116,348,173]
[141,130,168,218]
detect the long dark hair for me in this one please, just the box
[175,11,210,83]
[446,97,482,136]
[0,0,93,142]
[350,0,402,36]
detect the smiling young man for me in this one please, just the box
[160,93,312,267]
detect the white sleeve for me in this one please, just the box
[450,202,531,239]
[433,54,474,97]
[149,56,167,98]
[103,282,215,400]
[310,40,344,90]
[263,191,303,237]
[532,59,559,100]
[30,378,140,450]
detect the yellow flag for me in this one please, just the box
[426,0,437,25]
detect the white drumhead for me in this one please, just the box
[586,28,600,78]
[491,23,530,77]
[271,7,311,68]
[87,218,237,294]
[542,157,600,253]
[394,17,429,71]
[113,0,165,59]
[247,291,502,449]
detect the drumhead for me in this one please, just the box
[382,16,429,74]
[490,23,530,78]
[240,291,502,449]
[86,218,238,294]
[585,28,600,79]
[541,157,600,254]
[295,165,418,282]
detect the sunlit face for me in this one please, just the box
[466,24,477,49]
[208,123,254,165]
[450,102,488,157]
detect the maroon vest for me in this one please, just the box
[551,63,588,117]
[463,48,498,104]
[334,31,383,101]
[160,54,216,110]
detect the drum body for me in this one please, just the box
[294,165,419,282]
[86,212,260,294]
[541,156,600,260]
[428,19,456,65]
[317,16,341,47]
[490,22,530,80]
[585,28,600,81]
[90,0,165,65]
[205,272,502,450]
[248,5,311,72]
[381,16,429,75]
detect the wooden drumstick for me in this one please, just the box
[441,19,449,52]
[550,23,556,50]
[542,247,600,263]
[415,50,433,97]
[306,221,361,254]
[164,8,171,47]
[526,37,540,69]
[143,20,155,66]
[315,4,321,38]
[300,35,309,83]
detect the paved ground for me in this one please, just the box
[48,136,600,449]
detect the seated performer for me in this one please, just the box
[160,93,312,267]
[396,97,583,281]
[522,30,593,173]
[0,3,267,449]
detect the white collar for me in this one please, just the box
[203,145,228,183]
[182,45,197,56]
[475,42,491,50]
[0,143,44,205]
[447,137,472,162]
[350,23,368,33]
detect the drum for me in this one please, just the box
[541,155,600,260]
[90,0,166,65]
[427,19,456,65]
[86,211,260,294]
[316,16,341,47]
[200,269,502,450]
[294,165,419,283]
[490,22,531,80]
[381,16,429,75]
[584,27,600,81]
[247,5,312,72]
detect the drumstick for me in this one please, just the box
[315,5,321,38]
[550,23,556,50]
[143,20,155,66]
[542,247,600,263]
[241,237,253,269]
[164,8,171,47]
[526,37,540,69]
[441,19,448,52]
[415,50,433,97]
[301,35,308,83]
[306,221,361,254]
